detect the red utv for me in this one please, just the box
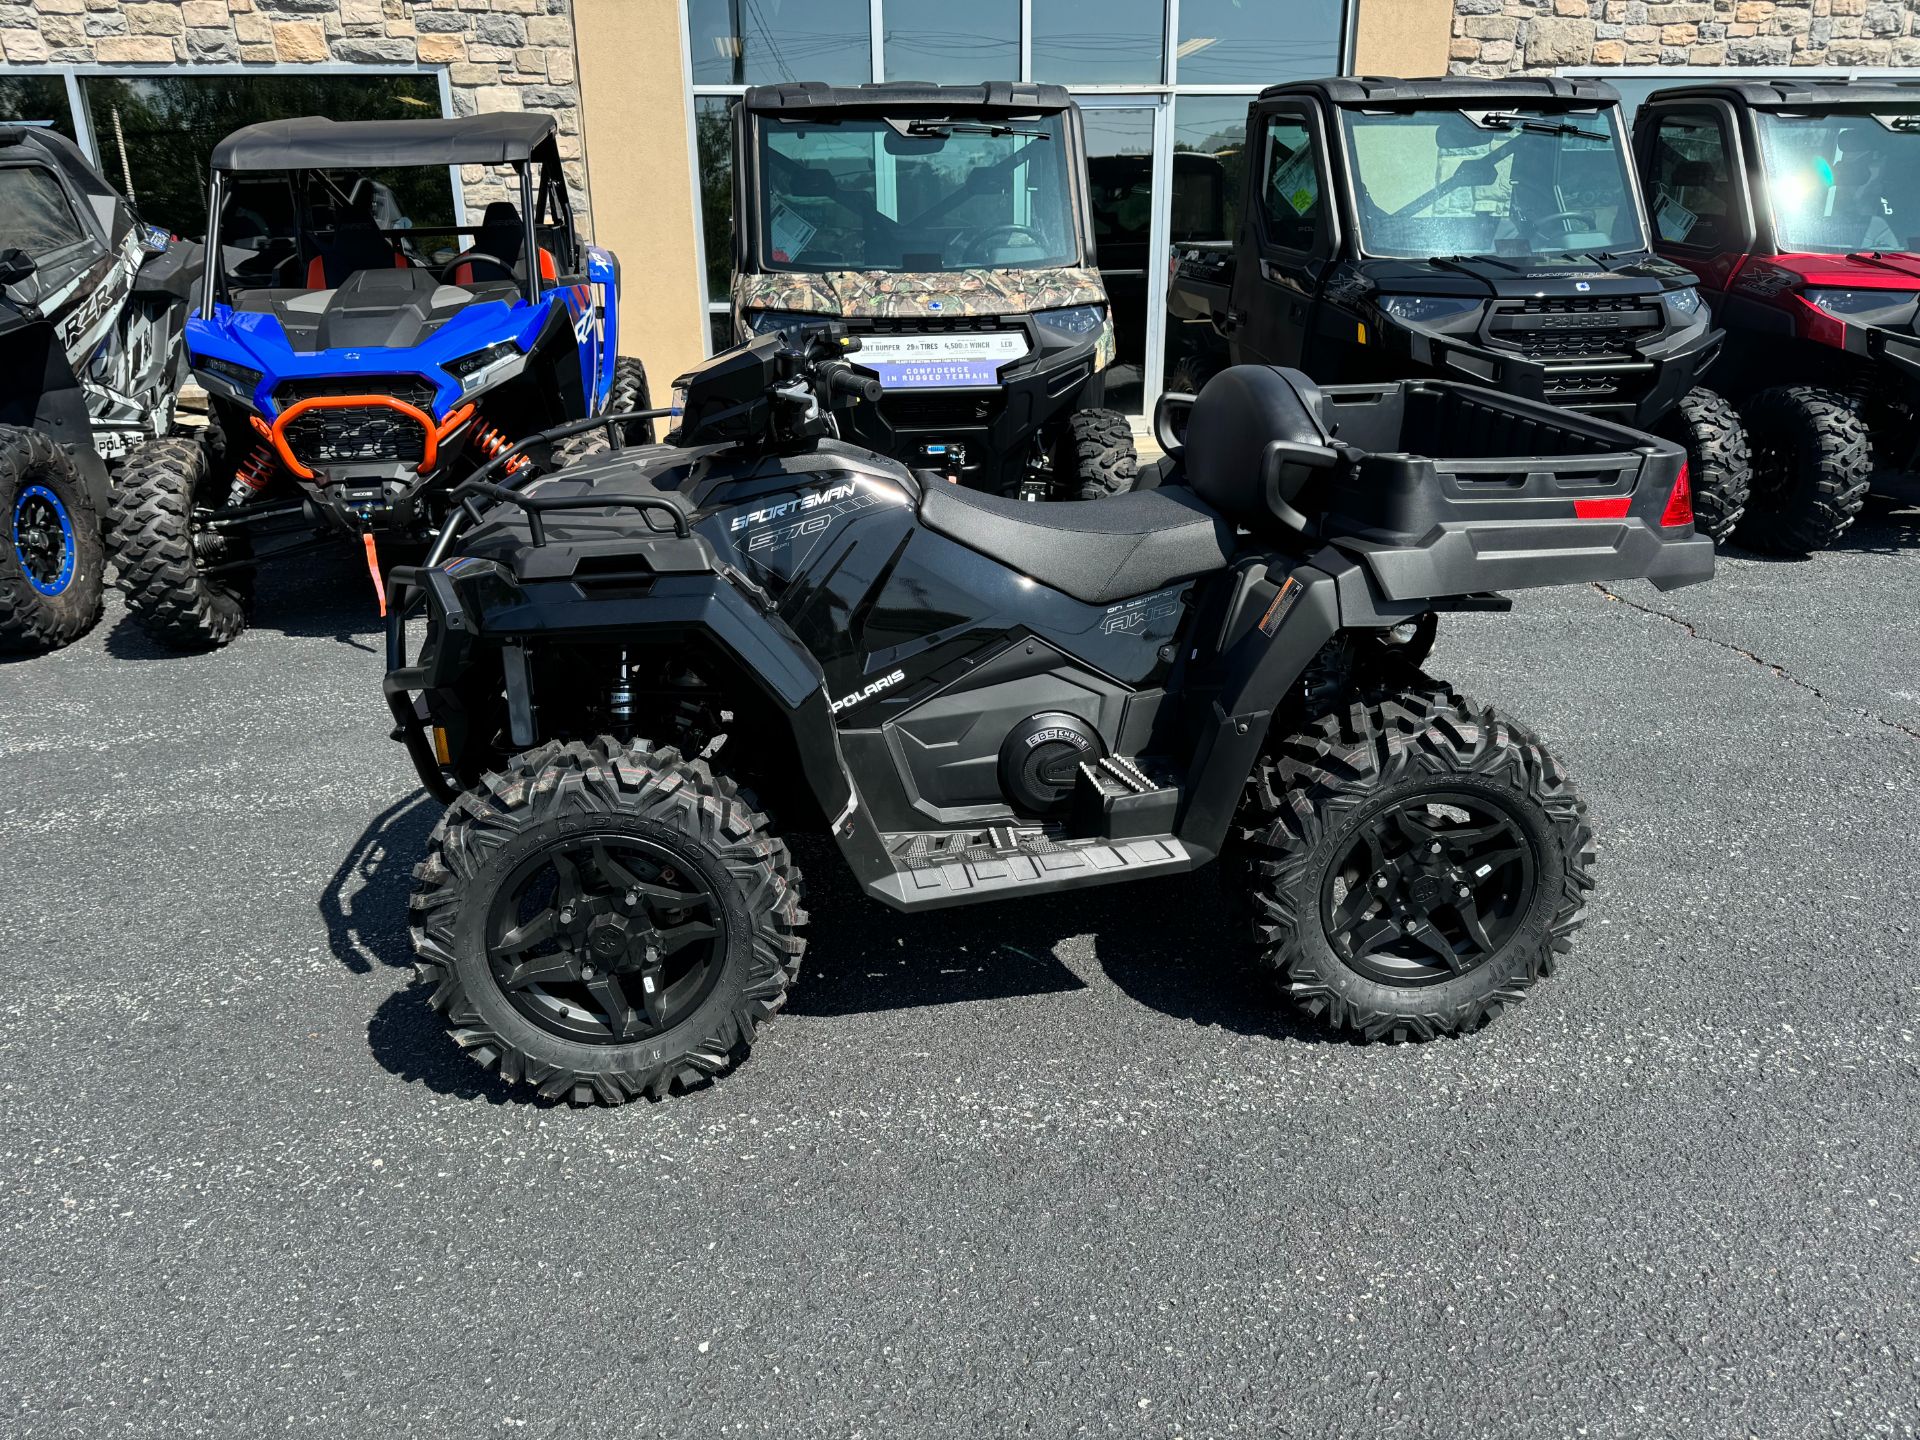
[1633,80,1920,553]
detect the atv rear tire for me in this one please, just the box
[0,425,105,654]
[607,355,654,445]
[1053,406,1139,500]
[111,433,252,651]
[410,739,807,1105]
[1736,386,1871,554]
[1658,386,1750,542]
[1231,689,1595,1043]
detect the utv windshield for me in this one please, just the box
[1340,106,1646,260]
[1757,112,1920,254]
[754,115,1079,272]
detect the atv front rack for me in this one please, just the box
[423,406,679,566]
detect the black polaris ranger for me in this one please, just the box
[729,82,1138,500]
[383,328,1712,1106]
[1169,76,1751,541]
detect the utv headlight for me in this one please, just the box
[1377,295,1481,325]
[444,340,523,395]
[1032,304,1106,340]
[1804,288,1917,323]
[194,354,263,402]
[1664,286,1704,318]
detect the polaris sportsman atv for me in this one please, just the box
[0,122,199,653]
[383,326,1712,1106]
[111,114,648,651]
[1169,76,1751,551]
[730,82,1138,501]
[1634,79,1920,553]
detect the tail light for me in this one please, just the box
[1660,460,1694,528]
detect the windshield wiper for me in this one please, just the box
[902,120,1051,140]
[1888,115,1920,131]
[1477,112,1609,142]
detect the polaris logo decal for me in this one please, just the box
[731,482,858,532]
[1575,281,1591,292]
[831,668,907,713]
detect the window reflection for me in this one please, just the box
[686,0,870,86]
[883,0,1018,83]
[1176,0,1343,85]
[1030,0,1165,84]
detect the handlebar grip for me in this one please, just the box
[822,362,884,403]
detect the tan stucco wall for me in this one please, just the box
[573,0,708,399]
[1353,0,1456,75]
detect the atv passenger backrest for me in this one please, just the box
[1183,366,1340,535]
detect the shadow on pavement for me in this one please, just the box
[321,789,440,974]
[366,985,530,1106]
[102,544,389,660]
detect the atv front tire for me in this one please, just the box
[1053,407,1139,501]
[1232,689,1595,1042]
[112,433,252,650]
[1736,386,1871,554]
[1659,386,1750,542]
[0,425,104,654]
[410,739,807,1105]
[607,355,654,445]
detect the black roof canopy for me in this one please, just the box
[744,81,1073,116]
[209,114,560,172]
[1644,78,1920,110]
[1263,75,1622,108]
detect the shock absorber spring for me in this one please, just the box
[228,442,278,507]
[469,415,530,475]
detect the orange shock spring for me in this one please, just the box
[469,415,529,475]
[228,442,278,506]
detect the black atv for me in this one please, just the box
[1169,76,1751,554]
[730,82,1138,501]
[0,123,200,653]
[383,329,1712,1105]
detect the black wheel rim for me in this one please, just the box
[1748,429,1791,506]
[486,833,727,1045]
[11,484,76,597]
[1318,788,1536,987]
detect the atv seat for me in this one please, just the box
[449,201,560,287]
[918,483,1236,605]
[305,220,408,289]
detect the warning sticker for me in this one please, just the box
[1258,576,1303,636]
[770,204,817,263]
[1270,147,1320,217]
[1655,194,1698,243]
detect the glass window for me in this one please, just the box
[755,114,1077,272]
[0,166,83,257]
[1341,106,1646,260]
[1031,0,1165,85]
[1175,0,1343,87]
[686,0,870,86]
[1258,117,1320,252]
[1170,96,1249,244]
[696,95,736,305]
[1647,111,1741,250]
[1083,107,1155,414]
[883,0,1018,84]
[83,73,444,240]
[1757,111,1920,254]
[0,75,77,143]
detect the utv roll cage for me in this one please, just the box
[202,114,575,310]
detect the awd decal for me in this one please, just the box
[830,668,907,714]
[1102,585,1184,636]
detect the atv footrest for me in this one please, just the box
[871,825,1192,911]
[1071,755,1179,840]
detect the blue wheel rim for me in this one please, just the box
[11,483,77,598]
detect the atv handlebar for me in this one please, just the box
[819,359,884,404]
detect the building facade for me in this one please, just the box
[1,0,1914,415]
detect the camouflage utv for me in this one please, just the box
[730,82,1138,501]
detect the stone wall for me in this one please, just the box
[1447,0,1920,73]
[0,0,588,222]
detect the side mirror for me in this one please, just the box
[0,248,36,287]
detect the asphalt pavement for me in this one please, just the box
[2,488,1917,1438]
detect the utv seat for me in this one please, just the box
[918,483,1236,606]
[449,200,561,287]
